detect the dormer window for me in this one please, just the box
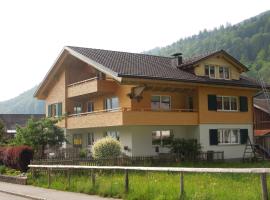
[205,65,230,80]
[205,65,215,78]
[219,66,230,79]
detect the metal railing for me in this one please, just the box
[68,107,197,117]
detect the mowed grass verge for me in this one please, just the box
[28,161,270,200]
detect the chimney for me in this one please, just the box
[171,53,183,66]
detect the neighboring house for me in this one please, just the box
[0,114,45,138]
[253,97,270,151]
[34,46,261,159]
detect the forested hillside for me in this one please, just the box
[146,10,270,82]
[0,86,45,114]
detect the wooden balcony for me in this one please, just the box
[67,78,117,98]
[67,108,198,129]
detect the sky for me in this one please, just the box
[0,0,269,101]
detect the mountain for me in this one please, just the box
[146,10,270,82]
[0,86,45,114]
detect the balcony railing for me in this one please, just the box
[67,107,198,129]
[67,77,117,98]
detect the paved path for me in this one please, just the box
[0,191,29,200]
[0,182,120,200]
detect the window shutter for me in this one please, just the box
[209,129,218,145]
[57,103,62,116]
[240,129,248,144]
[48,105,51,117]
[208,95,217,111]
[239,96,248,112]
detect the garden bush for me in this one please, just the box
[170,139,201,159]
[92,137,121,159]
[0,146,33,172]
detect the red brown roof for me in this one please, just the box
[255,129,270,137]
[67,46,260,88]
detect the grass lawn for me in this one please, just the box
[28,161,270,200]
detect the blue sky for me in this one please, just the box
[0,0,269,101]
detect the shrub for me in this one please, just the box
[0,146,34,172]
[0,165,6,174]
[79,148,87,158]
[92,137,121,159]
[170,139,201,160]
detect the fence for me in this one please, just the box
[28,164,270,200]
[31,151,224,166]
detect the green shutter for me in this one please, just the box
[239,96,248,112]
[48,105,51,117]
[208,95,217,111]
[209,129,218,145]
[57,103,62,116]
[240,129,249,144]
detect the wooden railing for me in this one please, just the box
[67,77,98,87]
[28,164,270,200]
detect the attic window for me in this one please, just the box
[205,65,215,78]
[219,66,230,79]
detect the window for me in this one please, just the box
[48,102,62,117]
[205,65,216,78]
[106,131,120,140]
[218,129,240,144]
[217,96,238,111]
[152,130,173,146]
[219,66,230,79]
[74,103,82,114]
[73,134,82,147]
[151,95,171,110]
[87,101,94,112]
[205,65,230,80]
[105,97,119,110]
[87,133,94,145]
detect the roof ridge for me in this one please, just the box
[67,46,172,59]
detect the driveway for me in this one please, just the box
[0,182,121,200]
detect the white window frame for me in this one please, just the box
[106,131,120,141]
[87,132,94,146]
[105,96,119,111]
[217,96,238,112]
[218,66,230,80]
[152,130,173,146]
[205,65,216,78]
[218,129,240,145]
[151,95,171,110]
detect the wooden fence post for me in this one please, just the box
[125,169,129,193]
[91,169,96,187]
[32,168,36,178]
[261,173,268,200]
[67,169,71,188]
[180,172,184,199]
[48,168,51,188]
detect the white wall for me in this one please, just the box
[129,125,198,156]
[66,124,253,159]
[199,124,253,159]
[66,125,198,156]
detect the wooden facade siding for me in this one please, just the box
[66,108,198,129]
[67,78,117,98]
